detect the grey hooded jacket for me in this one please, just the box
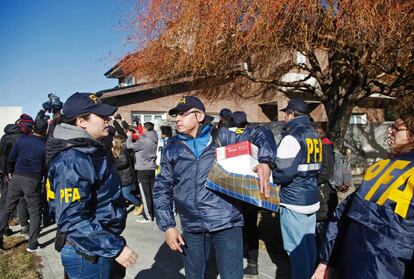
[126,130,158,170]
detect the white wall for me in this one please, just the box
[0,107,22,137]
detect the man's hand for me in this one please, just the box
[338,184,350,193]
[115,245,138,268]
[311,263,328,279]
[165,228,185,253]
[253,163,271,198]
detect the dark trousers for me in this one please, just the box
[137,170,155,220]
[182,227,243,279]
[0,175,42,249]
[242,204,259,265]
[0,175,29,225]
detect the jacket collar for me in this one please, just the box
[282,115,311,135]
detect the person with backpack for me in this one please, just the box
[272,98,322,279]
[315,124,337,249]
[112,135,143,216]
[312,106,414,279]
[153,96,275,279]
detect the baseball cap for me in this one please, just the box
[168,96,205,116]
[62,92,117,119]
[219,108,232,118]
[232,111,248,126]
[280,98,309,114]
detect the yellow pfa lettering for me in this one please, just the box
[376,166,414,218]
[363,160,390,182]
[306,138,322,163]
[60,189,64,203]
[65,188,72,203]
[306,138,314,163]
[45,178,54,201]
[364,160,409,201]
[59,188,81,204]
[72,188,81,202]
[313,139,321,162]
[319,139,323,162]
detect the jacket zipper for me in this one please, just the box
[178,140,214,231]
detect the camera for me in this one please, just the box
[42,93,63,113]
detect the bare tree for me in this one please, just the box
[120,0,414,147]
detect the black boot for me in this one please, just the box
[244,263,258,276]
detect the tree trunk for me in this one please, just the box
[324,98,355,151]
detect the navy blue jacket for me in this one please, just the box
[153,123,276,233]
[273,116,321,213]
[319,152,414,278]
[47,124,126,258]
[7,134,46,177]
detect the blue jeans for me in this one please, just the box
[182,226,243,279]
[121,184,141,206]
[61,245,113,279]
[279,207,317,279]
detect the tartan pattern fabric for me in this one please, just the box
[206,162,280,212]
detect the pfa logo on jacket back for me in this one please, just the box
[305,138,323,164]
[362,158,414,218]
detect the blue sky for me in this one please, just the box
[0,0,135,118]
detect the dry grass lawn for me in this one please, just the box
[0,236,41,279]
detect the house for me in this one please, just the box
[99,54,393,125]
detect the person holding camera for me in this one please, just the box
[46,93,137,278]
[36,93,64,138]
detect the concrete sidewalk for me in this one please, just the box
[38,210,289,279]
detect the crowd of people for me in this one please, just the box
[0,92,413,279]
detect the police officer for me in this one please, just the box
[312,107,414,279]
[153,96,275,279]
[272,98,322,279]
[46,92,137,279]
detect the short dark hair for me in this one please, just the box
[33,119,48,135]
[160,126,172,137]
[144,122,154,131]
[63,113,91,126]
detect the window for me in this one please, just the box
[349,114,367,125]
[130,112,165,124]
[124,75,135,86]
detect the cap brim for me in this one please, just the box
[280,107,288,112]
[168,104,192,116]
[92,103,118,117]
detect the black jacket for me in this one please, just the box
[317,138,337,221]
[113,144,135,186]
[0,124,24,174]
